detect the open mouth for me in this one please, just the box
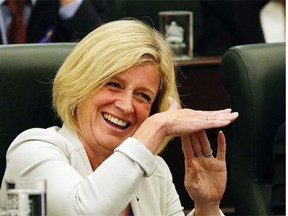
[103,113,130,129]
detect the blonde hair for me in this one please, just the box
[53,19,180,153]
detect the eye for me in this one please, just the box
[137,92,152,103]
[105,81,122,89]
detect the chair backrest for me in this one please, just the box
[220,43,285,215]
[0,43,76,182]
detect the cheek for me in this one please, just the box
[76,95,102,124]
[135,104,152,123]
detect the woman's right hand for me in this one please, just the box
[133,97,238,154]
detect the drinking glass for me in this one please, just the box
[6,178,46,216]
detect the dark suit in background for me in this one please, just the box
[1,0,110,44]
[196,0,268,56]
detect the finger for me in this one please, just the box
[196,110,239,122]
[208,112,239,122]
[196,117,238,131]
[195,109,232,117]
[197,130,213,157]
[181,135,194,170]
[167,96,179,110]
[191,132,203,156]
[216,130,226,161]
[181,135,194,159]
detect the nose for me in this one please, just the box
[114,91,135,114]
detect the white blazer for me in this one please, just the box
[0,124,187,216]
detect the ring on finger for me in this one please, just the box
[195,151,203,157]
[204,150,213,157]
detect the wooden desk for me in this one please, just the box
[161,56,234,213]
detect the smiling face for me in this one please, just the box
[75,63,160,157]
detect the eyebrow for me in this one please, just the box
[111,75,159,98]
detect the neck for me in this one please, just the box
[77,133,112,170]
[84,142,113,170]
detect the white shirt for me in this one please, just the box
[260,1,286,43]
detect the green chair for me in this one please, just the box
[220,43,285,215]
[0,43,76,182]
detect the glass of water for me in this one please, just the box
[6,178,46,216]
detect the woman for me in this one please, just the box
[0,19,238,215]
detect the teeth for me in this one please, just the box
[103,113,128,127]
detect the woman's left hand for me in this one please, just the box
[181,130,227,215]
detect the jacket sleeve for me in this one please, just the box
[1,130,156,216]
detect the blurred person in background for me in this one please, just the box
[0,0,110,44]
[196,0,285,56]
